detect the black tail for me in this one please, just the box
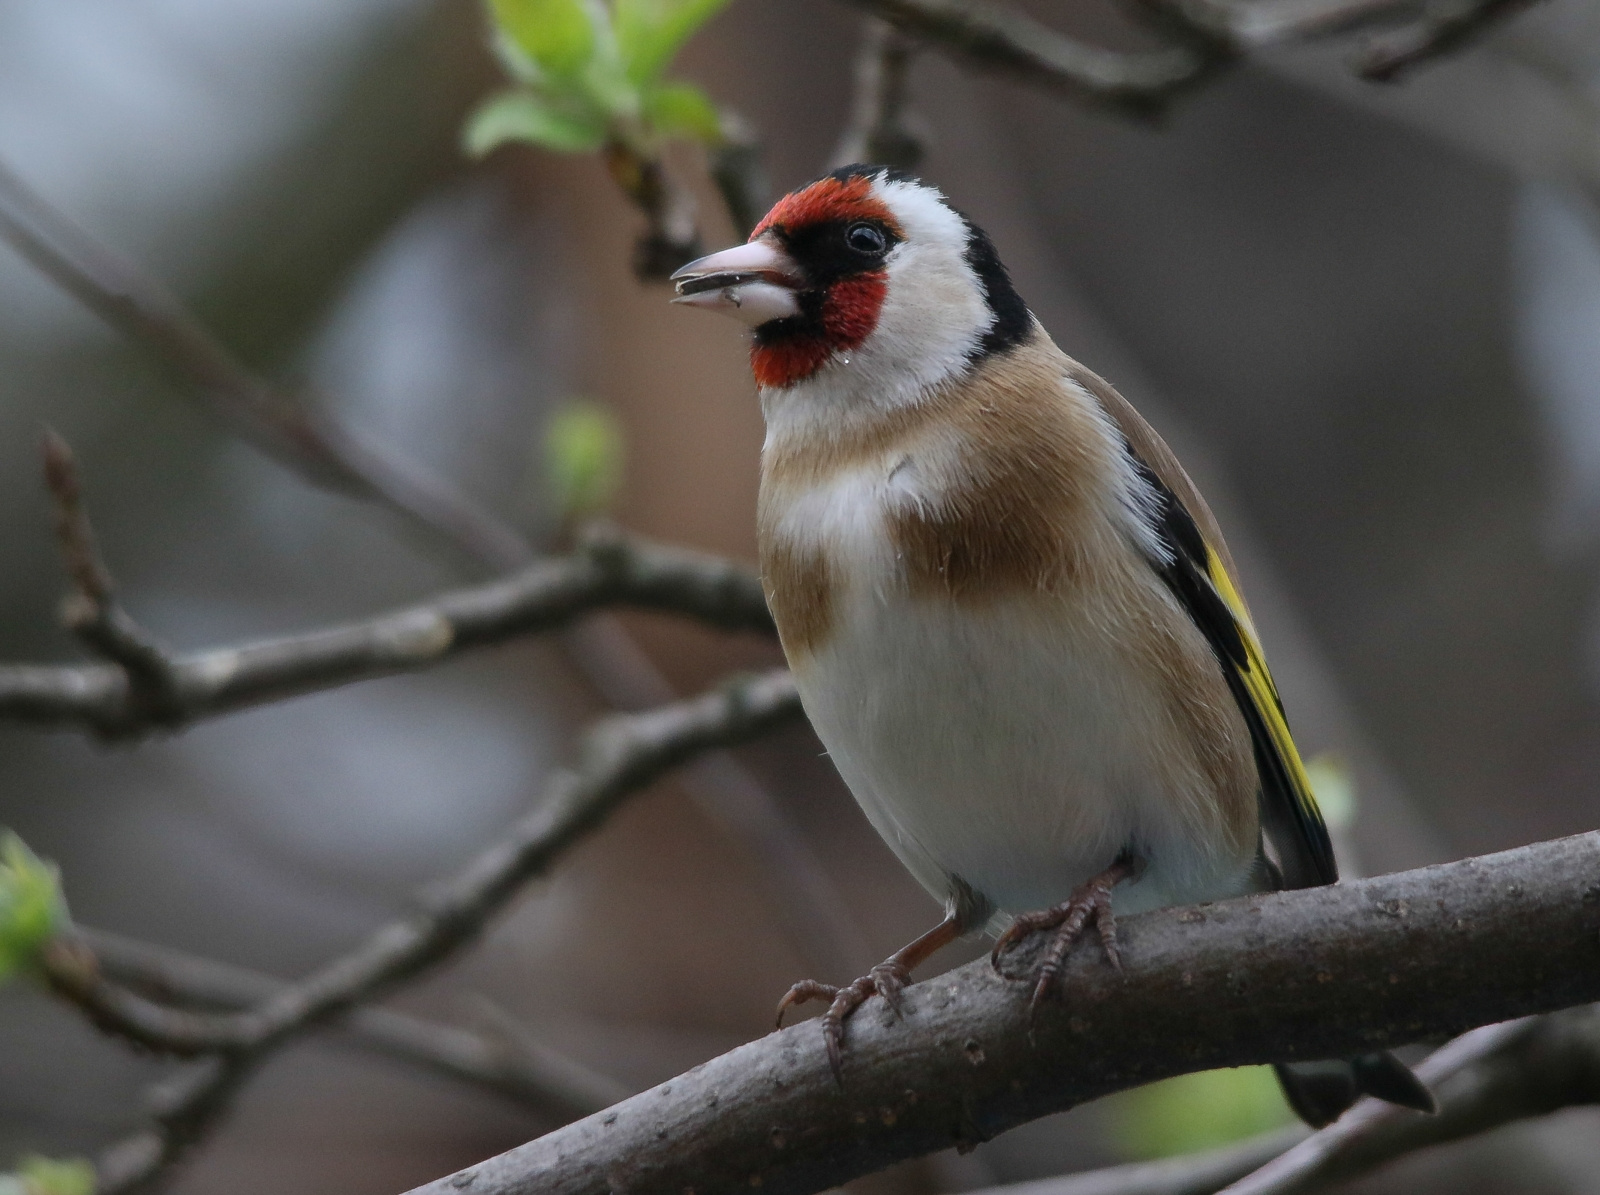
[1275,1051,1436,1128]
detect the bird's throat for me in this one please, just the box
[751,272,887,388]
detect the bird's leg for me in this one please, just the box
[991,854,1140,1014]
[776,913,964,1081]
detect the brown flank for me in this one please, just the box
[760,535,835,659]
[885,333,1115,602]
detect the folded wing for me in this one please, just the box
[1072,364,1336,890]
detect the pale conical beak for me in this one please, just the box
[670,239,803,327]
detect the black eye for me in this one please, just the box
[846,222,887,255]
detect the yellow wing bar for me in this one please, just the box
[1203,546,1337,887]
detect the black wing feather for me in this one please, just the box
[1129,453,1338,890]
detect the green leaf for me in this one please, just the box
[1109,1066,1292,1160]
[488,0,597,78]
[641,81,722,143]
[613,0,731,84]
[17,1157,95,1195]
[0,833,68,984]
[545,401,625,521]
[464,90,607,156]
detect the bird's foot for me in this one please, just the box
[776,959,911,1082]
[991,857,1137,1016]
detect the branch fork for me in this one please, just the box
[40,430,184,729]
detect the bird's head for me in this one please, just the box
[671,166,1030,404]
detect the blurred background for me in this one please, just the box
[2,0,1600,1191]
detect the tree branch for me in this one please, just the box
[1129,0,1411,51]
[839,0,1549,116]
[709,110,771,240]
[838,0,1218,116]
[2,163,877,1190]
[0,522,773,737]
[831,19,926,172]
[77,927,629,1118]
[397,831,1600,1195]
[37,670,799,1191]
[1355,0,1544,81]
[1219,1008,1600,1193]
[967,1130,1307,1195]
[605,142,705,281]
[0,158,535,571]
[93,1054,255,1195]
[0,156,865,1035]
[38,431,184,722]
[43,667,802,1057]
[960,1008,1600,1195]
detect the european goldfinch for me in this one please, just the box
[671,166,1434,1127]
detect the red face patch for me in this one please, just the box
[751,273,887,388]
[748,174,902,388]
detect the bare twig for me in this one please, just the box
[606,142,704,280]
[956,1012,1600,1195]
[38,431,183,722]
[44,668,801,1054]
[709,110,771,240]
[1218,1011,1600,1194]
[399,830,1600,1195]
[1356,0,1543,80]
[3,156,878,1192]
[566,617,876,979]
[832,19,926,172]
[1129,0,1412,50]
[962,1130,1308,1195]
[40,670,800,1190]
[838,0,1217,115]
[0,523,773,737]
[840,0,1549,114]
[1,149,870,1030]
[958,1016,1579,1195]
[0,157,533,569]
[78,927,629,1118]
[94,1054,254,1195]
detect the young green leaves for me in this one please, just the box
[0,1157,96,1195]
[0,833,69,986]
[545,400,625,524]
[467,0,730,158]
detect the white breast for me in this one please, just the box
[767,447,1259,928]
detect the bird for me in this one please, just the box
[669,165,1435,1128]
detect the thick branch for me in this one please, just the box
[45,669,802,1056]
[401,831,1600,1195]
[0,526,773,737]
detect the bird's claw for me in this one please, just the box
[776,961,912,1082]
[991,871,1125,1017]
